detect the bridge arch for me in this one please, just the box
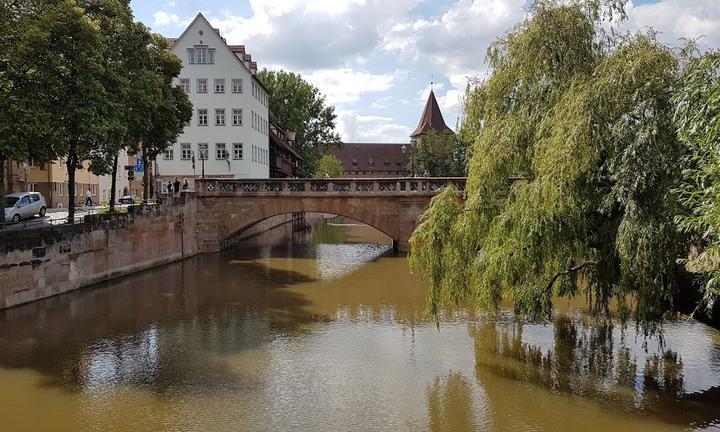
[222,210,398,249]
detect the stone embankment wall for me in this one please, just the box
[0,196,197,309]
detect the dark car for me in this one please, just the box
[118,195,137,205]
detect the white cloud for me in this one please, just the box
[302,69,400,105]
[209,0,422,69]
[623,0,720,50]
[153,11,180,27]
[336,111,412,143]
[416,82,445,102]
[384,0,525,79]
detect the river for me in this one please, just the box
[0,217,719,431]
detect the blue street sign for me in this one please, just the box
[134,159,144,173]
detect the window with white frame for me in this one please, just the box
[215,109,225,126]
[233,143,243,160]
[214,79,225,93]
[179,78,190,93]
[198,109,208,126]
[252,145,256,162]
[232,108,243,126]
[197,78,208,93]
[198,143,208,160]
[181,143,192,160]
[216,143,228,160]
[163,147,174,160]
[232,79,243,93]
[251,110,255,129]
[188,46,215,64]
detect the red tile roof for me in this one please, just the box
[410,89,454,138]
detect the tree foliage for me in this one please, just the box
[674,50,720,311]
[257,69,342,173]
[412,132,470,177]
[0,0,191,216]
[313,154,343,178]
[409,0,682,332]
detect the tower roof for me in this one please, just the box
[410,89,454,138]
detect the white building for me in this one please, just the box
[157,13,271,188]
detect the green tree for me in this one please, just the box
[409,0,682,333]
[80,3,191,207]
[257,69,342,173]
[313,154,343,178]
[109,32,191,203]
[411,132,470,177]
[674,50,720,311]
[0,0,63,223]
[7,0,118,221]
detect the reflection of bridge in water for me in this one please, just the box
[194,177,466,253]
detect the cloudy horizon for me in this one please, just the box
[131,0,720,143]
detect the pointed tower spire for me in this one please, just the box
[410,89,454,139]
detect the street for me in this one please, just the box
[1,205,129,231]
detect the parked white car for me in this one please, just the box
[3,192,47,222]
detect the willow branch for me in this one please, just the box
[546,261,598,293]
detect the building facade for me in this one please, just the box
[23,160,100,209]
[156,13,271,189]
[269,113,303,178]
[328,143,411,177]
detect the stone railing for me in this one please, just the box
[195,177,466,197]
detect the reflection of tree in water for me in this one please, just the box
[311,219,346,245]
[426,372,476,432]
[471,316,719,427]
[0,255,326,395]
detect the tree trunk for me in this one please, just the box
[109,153,118,212]
[142,152,149,203]
[149,157,155,199]
[67,146,77,223]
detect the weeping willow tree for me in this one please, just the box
[674,51,720,312]
[409,0,683,332]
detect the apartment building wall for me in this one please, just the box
[24,161,100,208]
[156,13,270,190]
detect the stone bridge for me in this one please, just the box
[194,177,466,253]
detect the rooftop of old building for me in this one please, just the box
[410,89,454,138]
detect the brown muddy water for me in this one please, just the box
[0,217,719,431]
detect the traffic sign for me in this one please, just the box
[134,159,144,173]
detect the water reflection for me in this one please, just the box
[426,372,477,432]
[0,219,717,431]
[471,317,720,429]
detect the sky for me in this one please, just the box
[129,0,720,143]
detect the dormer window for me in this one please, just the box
[352,158,358,166]
[188,46,215,64]
[368,158,374,166]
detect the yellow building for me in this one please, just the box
[24,160,100,208]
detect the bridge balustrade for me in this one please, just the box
[196,178,466,197]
